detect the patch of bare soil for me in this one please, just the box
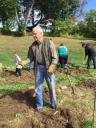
[77,79,96,89]
[68,66,96,89]
[1,69,35,84]
[0,88,80,128]
[1,67,91,128]
[65,66,89,76]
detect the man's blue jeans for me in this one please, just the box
[29,61,34,72]
[35,65,56,109]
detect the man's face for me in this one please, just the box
[32,29,43,43]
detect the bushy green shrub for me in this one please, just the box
[50,19,78,37]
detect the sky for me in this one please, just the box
[84,0,96,11]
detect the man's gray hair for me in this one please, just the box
[32,25,43,35]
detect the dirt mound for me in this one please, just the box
[0,68,88,128]
[1,69,35,84]
[65,66,89,76]
[77,79,96,89]
[0,88,80,128]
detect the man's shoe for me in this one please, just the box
[35,108,42,112]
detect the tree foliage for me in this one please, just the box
[39,0,80,20]
[51,19,78,36]
[0,0,87,36]
[0,0,16,22]
[78,9,96,38]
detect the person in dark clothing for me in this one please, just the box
[82,43,96,69]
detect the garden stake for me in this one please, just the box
[67,74,75,95]
[64,68,75,95]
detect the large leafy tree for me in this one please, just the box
[39,0,81,20]
[0,0,17,35]
[77,9,96,38]
[0,0,82,36]
[15,0,35,35]
[0,0,16,23]
[85,9,96,37]
[0,0,34,35]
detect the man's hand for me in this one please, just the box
[19,60,28,66]
[48,64,56,74]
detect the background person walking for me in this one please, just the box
[82,43,96,69]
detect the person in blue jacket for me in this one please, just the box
[58,43,68,70]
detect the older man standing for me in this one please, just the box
[28,26,58,111]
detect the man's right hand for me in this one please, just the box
[19,60,28,66]
[48,64,56,74]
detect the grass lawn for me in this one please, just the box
[0,35,96,128]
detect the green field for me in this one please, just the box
[0,35,96,85]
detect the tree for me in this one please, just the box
[0,0,83,36]
[0,0,17,34]
[0,0,16,23]
[86,10,96,37]
[76,9,96,38]
[0,0,38,35]
[40,0,81,20]
[15,0,35,35]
